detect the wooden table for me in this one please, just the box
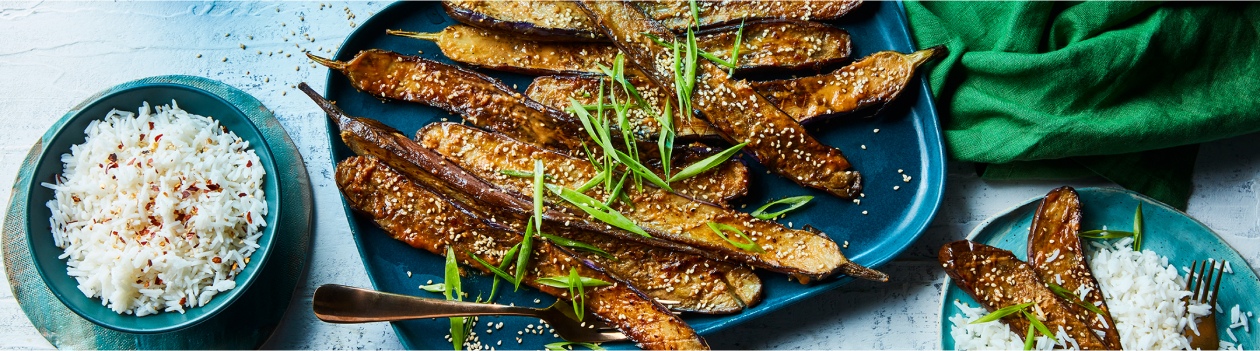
[1,2,1256,349]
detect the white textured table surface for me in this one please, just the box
[1,2,1257,349]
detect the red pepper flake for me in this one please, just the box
[246,160,253,167]
[117,143,124,150]
[206,183,221,191]
[155,277,163,285]
[179,297,186,305]
[145,201,154,210]
[154,134,163,142]
[245,211,253,224]
[212,257,222,264]
[180,190,191,199]
[238,192,247,197]
[187,184,200,192]
[148,122,155,130]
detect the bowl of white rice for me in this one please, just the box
[24,81,280,334]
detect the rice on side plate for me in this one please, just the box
[42,101,267,316]
[950,238,1213,350]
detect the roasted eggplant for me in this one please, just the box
[336,156,708,349]
[578,1,863,198]
[418,122,885,283]
[750,47,944,121]
[525,75,719,140]
[308,49,587,154]
[1026,187,1122,349]
[443,0,862,41]
[390,21,850,76]
[443,0,605,42]
[636,0,862,30]
[940,240,1108,350]
[310,49,749,203]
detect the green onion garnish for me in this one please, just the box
[970,302,1033,324]
[669,142,746,183]
[539,232,613,259]
[1133,203,1144,251]
[728,19,745,75]
[444,246,468,350]
[706,222,764,253]
[1023,323,1036,350]
[613,149,672,191]
[535,268,611,322]
[1023,310,1057,343]
[547,184,649,237]
[468,246,519,283]
[485,242,520,303]
[512,159,546,290]
[750,195,814,220]
[1047,282,1105,315]
[499,169,552,180]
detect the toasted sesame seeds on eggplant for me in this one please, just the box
[1026,187,1122,349]
[336,156,709,349]
[636,0,863,31]
[577,1,863,198]
[419,122,885,283]
[390,21,851,76]
[442,0,863,42]
[443,0,605,42]
[939,240,1109,350]
[309,49,748,204]
[526,75,720,140]
[750,46,944,122]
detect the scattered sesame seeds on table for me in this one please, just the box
[1,1,1259,349]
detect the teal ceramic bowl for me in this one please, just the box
[23,76,282,334]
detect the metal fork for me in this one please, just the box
[312,284,627,343]
[1183,260,1224,350]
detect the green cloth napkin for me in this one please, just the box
[903,1,1260,209]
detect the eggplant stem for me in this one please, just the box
[907,45,947,68]
[387,29,441,42]
[298,82,350,127]
[306,53,348,71]
[840,261,889,282]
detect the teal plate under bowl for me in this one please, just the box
[323,1,945,349]
[939,187,1260,350]
[3,75,314,347]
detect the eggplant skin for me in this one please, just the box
[1026,187,1122,349]
[335,156,708,350]
[443,0,603,42]
[636,0,863,30]
[939,240,1109,350]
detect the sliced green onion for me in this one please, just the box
[1078,230,1135,239]
[1047,282,1105,315]
[499,169,552,180]
[1133,203,1144,251]
[547,184,649,237]
[545,341,605,351]
[669,142,746,183]
[689,0,700,27]
[706,222,764,253]
[576,169,607,193]
[750,195,814,220]
[971,302,1033,324]
[657,100,675,179]
[444,246,467,350]
[536,268,611,322]
[540,232,613,259]
[605,171,630,207]
[728,19,745,75]
[613,149,672,192]
[1023,310,1057,343]
[468,249,518,283]
[1023,322,1036,350]
[418,283,446,293]
[513,159,545,290]
[645,33,735,68]
[485,242,520,302]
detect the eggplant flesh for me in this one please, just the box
[408,21,850,76]
[525,75,719,140]
[1026,187,1122,349]
[939,241,1108,350]
[336,156,708,349]
[418,122,885,283]
[750,47,944,122]
[636,0,863,30]
[577,1,863,199]
[443,0,863,41]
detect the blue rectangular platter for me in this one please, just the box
[322,1,945,349]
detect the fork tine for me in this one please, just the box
[1194,260,1209,301]
[1209,260,1225,307]
[1185,260,1199,291]
[1201,261,1218,303]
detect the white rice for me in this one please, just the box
[42,101,267,316]
[950,239,1213,350]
